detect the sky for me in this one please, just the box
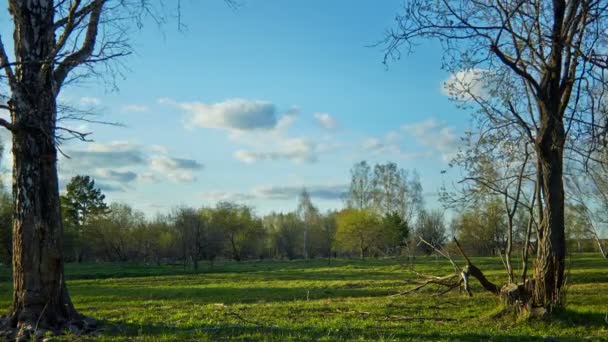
[0,0,474,216]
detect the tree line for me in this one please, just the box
[0,161,450,266]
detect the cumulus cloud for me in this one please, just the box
[253,184,347,200]
[163,97,335,165]
[201,184,347,203]
[402,119,459,161]
[96,182,127,193]
[63,141,145,170]
[441,68,488,101]
[314,112,337,129]
[362,137,384,152]
[96,170,138,183]
[200,191,256,203]
[234,138,318,164]
[163,98,278,131]
[58,140,204,192]
[360,131,420,159]
[122,104,149,113]
[79,96,101,106]
[149,154,204,183]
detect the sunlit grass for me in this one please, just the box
[0,255,606,341]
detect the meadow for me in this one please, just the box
[0,255,606,341]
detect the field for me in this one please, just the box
[0,255,606,341]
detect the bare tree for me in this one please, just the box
[346,161,374,210]
[384,0,608,312]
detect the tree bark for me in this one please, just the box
[533,104,566,310]
[9,87,80,334]
[4,0,82,336]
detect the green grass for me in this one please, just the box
[0,255,607,341]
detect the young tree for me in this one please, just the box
[199,208,226,267]
[297,188,319,259]
[61,175,109,262]
[335,209,381,259]
[384,0,608,311]
[346,161,373,209]
[173,207,203,270]
[380,211,409,255]
[266,212,304,260]
[319,212,337,263]
[89,203,144,262]
[211,202,265,261]
[415,210,446,255]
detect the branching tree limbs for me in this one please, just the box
[385,0,608,312]
[0,0,182,337]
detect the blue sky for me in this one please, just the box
[0,0,473,216]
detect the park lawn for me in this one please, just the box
[0,255,606,341]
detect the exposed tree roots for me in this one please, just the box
[0,314,98,341]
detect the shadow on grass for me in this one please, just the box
[72,285,394,304]
[553,309,608,328]
[94,320,585,341]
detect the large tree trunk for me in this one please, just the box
[8,90,81,336]
[3,1,83,337]
[533,104,566,311]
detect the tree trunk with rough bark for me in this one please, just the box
[533,102,566,310]
[2,1,85,337]
[9,90,81,335]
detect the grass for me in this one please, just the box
[0,255,606,341]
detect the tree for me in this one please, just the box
[199,208,226,267]
[415,210,446,255]
[346,161,373,210]
[318,212,338,263]
[384,0,608,311]
[173,207,203,270]
[0,0,166,334]
[335,209,381,259]
[380,211,409,255]
[297,188,319,259]
[348,161,423,223]
[89,203,145,262]
[266,212,304,260]
[453,200,508,256]
[0,189,12,266]
[211,202,265,261]
[61,175,109,262]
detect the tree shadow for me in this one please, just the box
[72,285,394,305]
[93,320,586,341]
[552,309,608,329]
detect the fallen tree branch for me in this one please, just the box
[391,236,503,299]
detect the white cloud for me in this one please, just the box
[149,154,204,183]
[441,69,488,101]
[234,138,318,164]
[164,97,335,165]
[79,96,101,106]
[362,137,384,152]
[314,112,337,129]
[200,191,256,203]
[165,98,278,131]
[402,119,459,161]
[252,184,347,200]
[122,104,149,113]
[201,183,347,203]
[57,140,204,191]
